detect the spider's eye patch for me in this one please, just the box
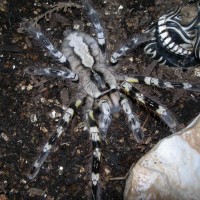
[91,70,108,91]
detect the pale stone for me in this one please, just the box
[124,114,200,200]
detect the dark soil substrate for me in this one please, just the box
[1,0,200,199]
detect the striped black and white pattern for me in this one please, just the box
[145,3,200,67]
[80,0,106,53]
[28,99,83,179]
[121,81,178,132]
[111,2,200,68]
[86,110,101,200]
[26,26,67,63]
[125,76,200,92]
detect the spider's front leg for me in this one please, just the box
[28,99,83,179]
[121,81,179,133]
[80,0,106,53]
[25,25,78,81]
[26,25,67,63]
[110,32,153,65]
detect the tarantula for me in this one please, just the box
[24,0,200,199]
[110,1,200,68]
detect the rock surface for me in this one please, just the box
[124,114,200,200]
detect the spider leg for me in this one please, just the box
[98,99,112,139]
[26,25,67,63]
[125,76,200,92]
[24,67,78,81]
[121,81,179,133]
[120,98,144,143]
[81,0,106,53]
[28,99,83,179]
[110,32,153,64]
[86,110,101,200]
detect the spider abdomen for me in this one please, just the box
[61,31,104,72]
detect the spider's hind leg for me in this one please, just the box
[86,110,101,200]
[28,99,83,179]
[125,75,200,92]
[120,97,144,143]
[121,81,180,133]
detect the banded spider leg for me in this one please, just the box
[86,109,101,199]
[121,81,178,132]
[80,0,106,53]
[110,32,154,64]
[120,75,200,133]
[25,25,78,81]
[28,99,83,179]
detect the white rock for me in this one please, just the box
[124,114,200,200]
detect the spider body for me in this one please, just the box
[25,1,200,199]
[61,31,119,101]
[110,2,200,68]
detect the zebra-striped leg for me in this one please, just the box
[86,110,101,200]
[28,99,83,179]
[110,33,153,64]
[98,100,112,139]
[125,76,200,92]
[80,0,106,53]
[26,25,67,63]
[194,26,200,60]
[121,81,179,133]
[120,98,144,143]
[24,67,78,81]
